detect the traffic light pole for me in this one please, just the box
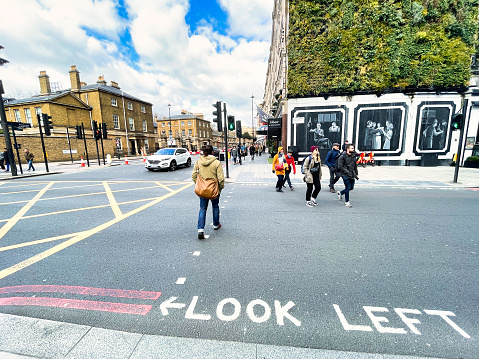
[223,103,229,179]
[0,81,17,176]
[36,114,49,173]
[66,127,74,163]
[100,133,105,165]
[11,128,23,174]
[453,98,468,183]
[81,123,90,167]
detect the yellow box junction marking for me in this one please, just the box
[0,181,193,280]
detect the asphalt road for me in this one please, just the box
[0,161,477,358]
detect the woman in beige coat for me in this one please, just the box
[303,146,322,207]
[192,145,225,239]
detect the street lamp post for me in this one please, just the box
[168,103,172,147]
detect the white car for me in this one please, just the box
[145,148,192,171]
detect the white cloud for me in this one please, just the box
[0,0,273,126]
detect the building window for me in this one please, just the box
[113,114,120,129]
[144,139,149,151]
[181,129,185,137]
[143,120,147,132]
[162,130,166,135]
[162,123,165,127]
[188,129,192,136]
[181,121,184,126]
[188,121,191,125]
[13,109,21,122]
[129,117,134,131]
[141,105,146,113]
[111,98,118,106]
[24,108,32,125]
[115,137,122,150]
[127,102,133,110]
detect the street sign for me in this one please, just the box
[6,121,32,131]
[63,150,77,154]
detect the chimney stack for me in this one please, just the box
[69,65,81,91]
[110,81,120,89]
[38,71,51,95]
[97,75,107,85]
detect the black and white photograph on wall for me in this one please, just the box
[356,108,403,153]
[305,112,342,150]
[418,107,451,151]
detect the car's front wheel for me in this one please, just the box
[185,158,191,167]
[169,160,177,171]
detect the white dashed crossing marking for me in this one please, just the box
[175,277,186,285]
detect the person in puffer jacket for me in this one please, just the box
[192,145,225,239]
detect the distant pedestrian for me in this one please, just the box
[342,140,349,151]
[231,146,238,164]
[283,149,296,190]
[24,148,35,172]
[3,148,10,172]
[324,143,341,193]
[303,146,322,207]
[337,144,359,208]
[250,144,255,160]
[272,147,286,192]
[0,149,5,171]
[192,145,225,240]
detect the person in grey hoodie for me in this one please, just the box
[192,145,225,239]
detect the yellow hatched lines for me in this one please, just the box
[0,180,194,280]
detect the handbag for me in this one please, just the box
[310,166,319,174]
[275,162,284,171]
[274,155,285,171]
[195,174,219,200]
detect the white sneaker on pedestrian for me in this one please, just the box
[311,198,318,206]
[345,202,352,207]
[337,191,342,201]
[306,201,314,207]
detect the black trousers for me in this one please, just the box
[306,174,321,200]
[276,175,284,189]
[329,167,341,189]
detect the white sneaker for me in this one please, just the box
[306,201,314,207]
[345,202,352,207]
[337,191,342,201]
[311,198,318,206]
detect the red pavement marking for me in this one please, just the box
[466,188,479,191]
[0,285,161,300]
[0,297,152,315]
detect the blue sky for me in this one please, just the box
[0,0,273,124]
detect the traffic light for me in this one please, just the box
[101,122,108,139]
[451,113,463,131]
[227,115,235,131]
[236,120,242,138]
[91,121,100,140]
[212,101,222,132]
[75,125,83,139]
[42,113,53,136]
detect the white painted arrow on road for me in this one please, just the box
[160,296,186,315]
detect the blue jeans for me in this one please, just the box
[28,160,35,171]
[198,195,220,231]
[340,176,355,202]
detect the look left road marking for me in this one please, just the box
[0,182,193,280]
[0,182,54,241]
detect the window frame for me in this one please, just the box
[113,114,120,129]
[111,98,118,106]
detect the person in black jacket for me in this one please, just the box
[324,143,341,193]
[337,144,359,207]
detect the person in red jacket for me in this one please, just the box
[283,149,296,190]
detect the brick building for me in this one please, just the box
[156,111,213,152]
[2,65,155,162]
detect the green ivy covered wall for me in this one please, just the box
[288,0,479,97]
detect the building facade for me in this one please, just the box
[156,111,212,151]
[3,65,155,161]
[263,1,479,165]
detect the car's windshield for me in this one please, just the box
[155,149,175,155]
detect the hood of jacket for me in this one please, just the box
[198,155,217,167]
